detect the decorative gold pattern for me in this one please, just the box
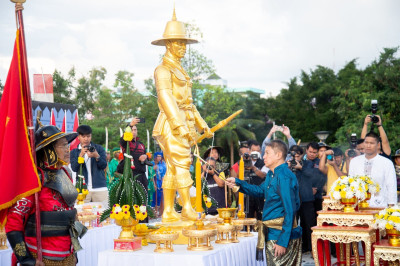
[322,197,344,211]
[182,226,217,251]
[148,232,179,253]
[232,218,256,237]
[215,224,237,244]
[316,210,378,228]
[14,242,27,257]
[373,240,400,265]
[311,226,376,266]
[0,227,7,250]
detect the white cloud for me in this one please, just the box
[0,0,399,96]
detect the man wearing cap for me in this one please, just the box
[394,149,400,202]
[151,9,214,222]
[70,125,108,204]
[6,125,86,265]
[319,147,347,192]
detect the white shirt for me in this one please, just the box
[78,144,107,192]
[349,154,397,207]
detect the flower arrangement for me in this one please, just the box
[100,126,154,223]
[357,175,380,195]
[76,157,89,202]
[374,205,400,231]
[330,175,369,201]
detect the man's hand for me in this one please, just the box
[282,124,291,138]
[269,125,278,135]
[87,150,100,159]
[312,187,317,195]
[130,117,140,127]
[325,149,334,155]
[375,115,382,126]
[79,146,89,157]
[273,244,287,257]
[364,115,372,125]
[138,154,147,162]
[226,177,237,188]
[327,160,335,166]
[294,161,302,170]
[203,127,214,139]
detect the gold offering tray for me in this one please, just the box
[182,226,217,251]
[215,223,239,244]
[148,232,179,253]
[232,218,257,237]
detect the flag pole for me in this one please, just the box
[12,0,43,262]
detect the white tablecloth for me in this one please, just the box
[0,224,119,266]
[98,234,267,266]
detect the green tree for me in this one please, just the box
[0,79,4,98]
[52,68,76,105]
[75,67,107,120]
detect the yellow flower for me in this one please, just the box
[334,186,340,191]
[78,157,85,164]
[206,201,212,208]
[340,191,347,198]
[349,178,354,183]
[386,223,394,230]
[123,132,133,142]
[76,188,80,193]
[82,189,89,195]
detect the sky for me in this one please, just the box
[0,0,399,96]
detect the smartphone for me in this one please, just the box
[138,118,145,123]
[327,155,333,161]
[276,126,283,132]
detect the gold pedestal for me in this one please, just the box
[154,220,194,245]
[148,232,179,253]
[182,225,217,251]
[217,208,237,224]
[232,218,257,237]
[215,224,237,244]
[359,193,371,209]
[341,197,357,212]
[115,217,138,240]
[387,229,400,247]
[373,239,400,265]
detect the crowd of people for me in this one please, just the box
[75,115,400,255]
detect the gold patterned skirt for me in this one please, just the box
[265,238,302,266]
[32,252,76,266]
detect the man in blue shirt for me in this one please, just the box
[227,140,302,265]
[152,152,167,208]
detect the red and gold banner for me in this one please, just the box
[0,30,41,226]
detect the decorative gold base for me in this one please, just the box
[217,208,237,224]
[341,197,357,212]
[388,237,400,247]
[148,232,179,253]
[76,193,86,205]
[343,206,355,212]
[215,224,237,244]
[182,224,217,251]
[359,201,369,209]
[232,218,257,237]
[387,229,400,247]
[237,211,246,219]
[115,217,138,240]
[154,220,194,245]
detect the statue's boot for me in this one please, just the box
[178,187,198,221]
[162,189,181,223]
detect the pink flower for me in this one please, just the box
[124,211,127,214]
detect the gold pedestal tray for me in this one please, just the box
[182,225,217,251]
[154,220,194,245]
[78,214,97,229]
[215,224,238,244]
[217,208,237,224]
[232,218,257,237]
[322,196,344,211]
[148,232,179,253]
[76,193,86,205]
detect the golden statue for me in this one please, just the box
[152,9,214,223]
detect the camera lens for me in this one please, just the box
[348,149,356,158]
[371,115,379,124]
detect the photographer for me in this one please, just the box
[203,157,226,215]
[344,136,363,174]
[117,117,151,194]
[361,114,391,159]
[319,147,347,192]
[288,145,304,174]
[70,125,108,203]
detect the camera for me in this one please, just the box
[243,153,253,168]
[141,158,153,167]
[84,145,96,153]
[369,99,379,124]
[250,151,260,160]
[288,146,304,172]
[327,155,334,161]
[348,133,358,158]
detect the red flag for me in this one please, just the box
[61,110,66,132]
[0,30,41,226]
[50,108,56,126]
[69,110,80,150]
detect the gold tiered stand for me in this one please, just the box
[148,232,179,253]
[232,218,257,237]
[182,225,217,251]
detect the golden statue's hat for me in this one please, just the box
[151,8,198,46]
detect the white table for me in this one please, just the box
[98,233,267,266]
[0,224,119,266]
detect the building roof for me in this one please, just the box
[227,87,265,94]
